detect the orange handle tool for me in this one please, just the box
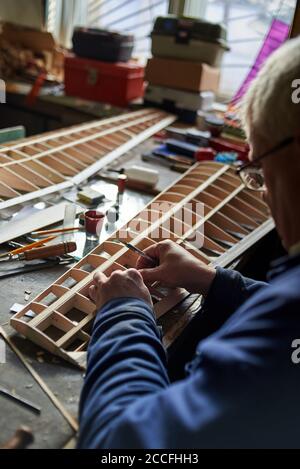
[21,242,77,261]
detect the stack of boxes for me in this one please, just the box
[64,27,145,107]
[145,16,229,123]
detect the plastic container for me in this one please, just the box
[151,15,229,66]
[144,85,215,123]
[64,55,145,107]
[125,166,159,187]
[72,27,134,62]
[145,85,214,112]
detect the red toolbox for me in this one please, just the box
[64,55,145,107]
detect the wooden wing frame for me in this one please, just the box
[0,109,175,211]
[10,161,274,368]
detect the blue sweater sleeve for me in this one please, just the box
[202,266,268,324]
[77,298,169,448]
[78,270,269,449]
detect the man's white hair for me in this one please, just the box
[241,36,300,142]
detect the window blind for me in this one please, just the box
[86,0,169,56]
[47,0,57,34]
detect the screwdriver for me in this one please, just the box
[0,242,77,263]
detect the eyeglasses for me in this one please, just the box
[236,136,294,191]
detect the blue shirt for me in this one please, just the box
[78,253,300,449]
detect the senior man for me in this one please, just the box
[78,37,300,449]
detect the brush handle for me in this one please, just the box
[2,427,34,449]
[22,242,77,261]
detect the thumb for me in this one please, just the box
[139,266,163,284]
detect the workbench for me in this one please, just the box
[0,134,200,449]
[0,232,281,449]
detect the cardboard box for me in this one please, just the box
[0,22,64,81]
[1,22,56,53]
[145,57,220,93]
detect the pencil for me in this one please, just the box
[0,235,57,258]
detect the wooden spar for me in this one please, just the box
[0,109,176,211]
[11,162,273,368]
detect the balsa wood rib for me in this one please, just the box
[0,109,176,210]
[11,162,274,368]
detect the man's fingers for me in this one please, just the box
[139,266,162,284]
[126,268,143,281]
[136,256,152,270]
[136,244,160,270]
[143,244,160,257]
[93,271,108,285]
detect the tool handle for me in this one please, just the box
[10,235,57,256]
[2,426,34,449]
[23,242,77,261]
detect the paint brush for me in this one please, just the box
[117,240,157,265]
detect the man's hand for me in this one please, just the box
[136,240,216,296]
[89,268,153,311]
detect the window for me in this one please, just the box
[196,0,297,96]
[87,0,169,57]
[47,0,298,98]
[47,0,169,56]
[47,0,57,34]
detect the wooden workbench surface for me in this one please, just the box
[0,137,194,449]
